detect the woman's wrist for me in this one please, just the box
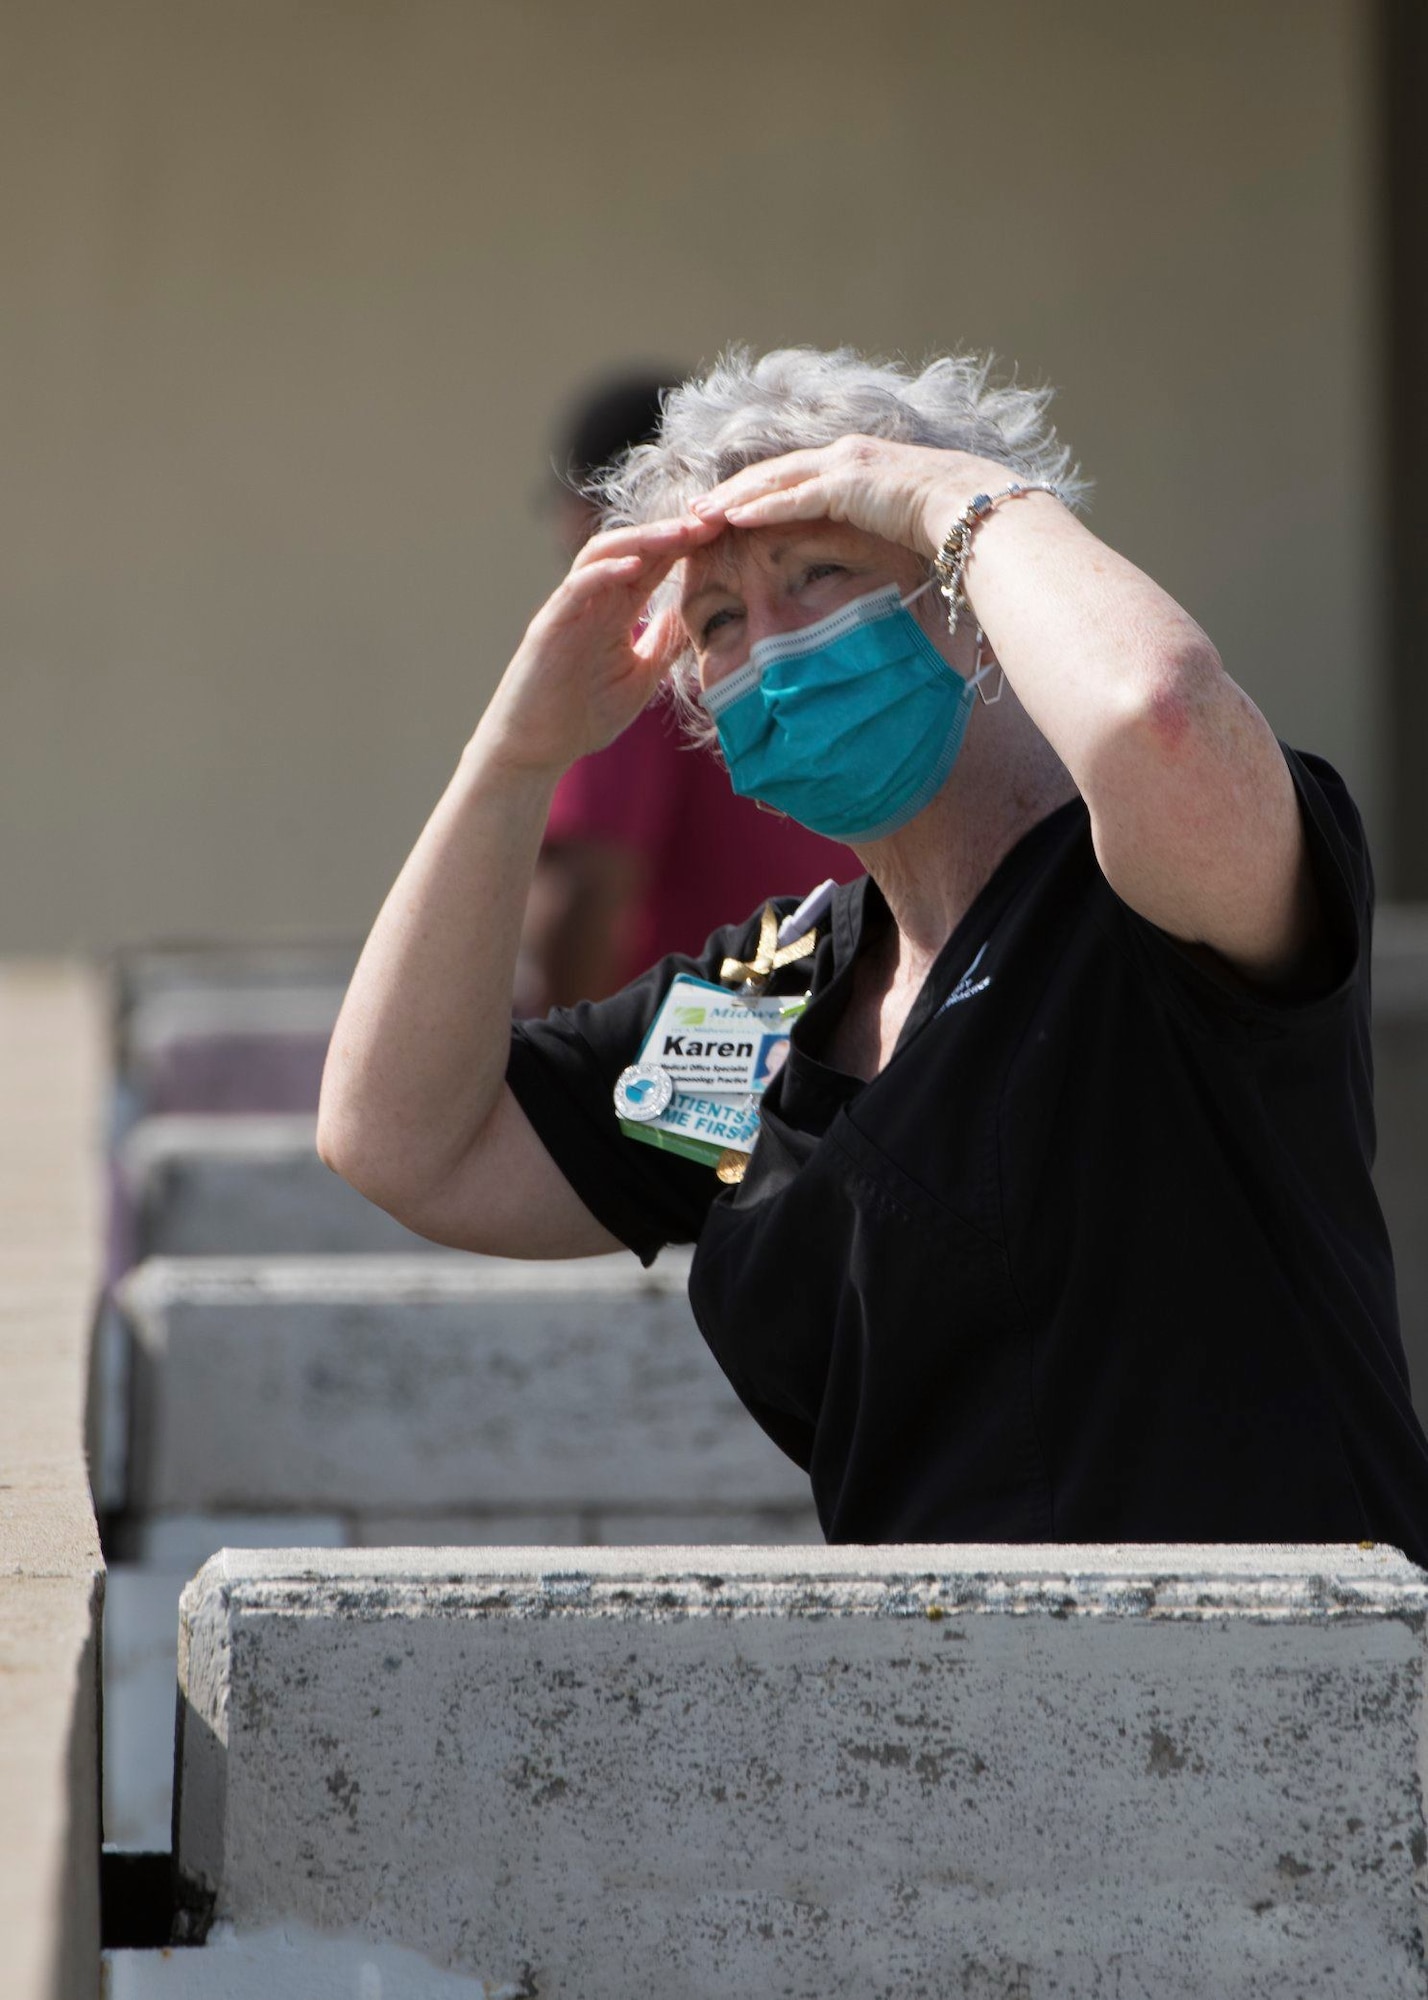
[461,709,571,801]
[919,458,1063,558]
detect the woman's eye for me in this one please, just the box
[701,607,741,643]
[801,563,846,586]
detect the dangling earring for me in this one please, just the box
[969,624,1005,707]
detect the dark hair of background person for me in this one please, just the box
[547,369,685,561]
[558,370,681,484]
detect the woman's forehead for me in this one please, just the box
[677,520,893,603]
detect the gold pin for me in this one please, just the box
[714,1150,748,1185]
[719,901,818,997]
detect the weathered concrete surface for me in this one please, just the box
[0,963,107,2000]
[119,1116,433,1257]
[107,1501,816,1853]
[114,1254,812,1516]
[177,1543,1428,1999]
[1377,907,1428,1398]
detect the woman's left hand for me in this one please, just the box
[689,435,1017,556]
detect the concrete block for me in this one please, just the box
[138,1033,329,1117]
[121,985,342,1115]
[114,1253,811,1515]
[104,1523,346,1852]
[177,1543,1428,1999]
[119,1118,435,1257]
[109,942,356,1047]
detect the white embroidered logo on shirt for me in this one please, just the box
[938,942,992,1014]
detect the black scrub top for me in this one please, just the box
[507,747,1428,1565]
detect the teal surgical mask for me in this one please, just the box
[700,581,997,843]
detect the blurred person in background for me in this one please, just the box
[323,346,1428,1564]
[515,371,852,1013]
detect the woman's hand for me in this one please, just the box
[477,514,722,776]
[688,436,1031,558]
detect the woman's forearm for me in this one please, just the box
[317,730,560,1214]
[946,490,1308,967]
[927,487,1226,793]
[317,512,717,1219]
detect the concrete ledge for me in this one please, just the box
[114,1253,810,1515]
[118,1116,432,1256]
[0,963,106,2000]
[177,1543,1428,1999]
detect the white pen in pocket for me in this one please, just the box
[776,877,838,950]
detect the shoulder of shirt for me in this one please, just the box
[1279,745,1372,899]
[1282,744,1362,829]
[1283,743,1349,794]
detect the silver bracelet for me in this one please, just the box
[931,480,1064,636]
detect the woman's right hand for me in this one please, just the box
[476,514,722,776]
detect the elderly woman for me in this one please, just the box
[320,347,1428,1562]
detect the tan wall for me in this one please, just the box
[0,0,1377,952]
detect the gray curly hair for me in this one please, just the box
[590,344,1089,742]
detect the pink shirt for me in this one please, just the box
[544,701,856,990]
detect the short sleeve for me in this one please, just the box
[506,906,777,1265]
[1093,745,1372,1039]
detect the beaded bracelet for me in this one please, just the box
[931,480,1064,637]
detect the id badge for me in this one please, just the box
[613,975,801,1175]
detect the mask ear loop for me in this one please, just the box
[905,577,1004,708]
